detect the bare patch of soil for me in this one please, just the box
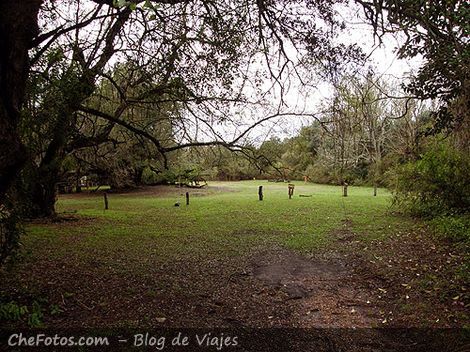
[251,251,344,297]
[249,249,381,327]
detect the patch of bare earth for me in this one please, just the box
[250,249,381,328]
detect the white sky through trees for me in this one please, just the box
[257,3,423,142]
[35,1,423,148]
[195,3,424,145]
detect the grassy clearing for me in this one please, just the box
[2,181,468,329]
[31,181,411,261]
[4,180,409,282]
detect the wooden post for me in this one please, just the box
[186,192,190,205]
[258,186,263,201]
[288,184,295,199]
[373,184,377,197]
[104,192,109,210]
[343,183,348,197]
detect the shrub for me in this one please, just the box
[141,167,163,185]
[391,139,470,216]
[0,299,44,328]
[429,215,470,243]
[305,164,333,184]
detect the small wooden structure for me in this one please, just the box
[186,179,207,188]
[288,184,295,199]
[343,182,348,197]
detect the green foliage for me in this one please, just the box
[28,301,44,328]
[49,304,63,315]
[141,167,207,186]
[0,299,44,327]
[305,164,332,184]
[141,167,162,185]
[182,147,258,181]
[429,215,470,243]
[361,0,470,132]
[392,139,470,216]
[0,301,28,321]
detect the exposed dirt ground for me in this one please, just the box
[2,227,468,350]
[2,222,467,328]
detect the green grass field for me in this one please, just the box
[2,181,467,329]
[48,181,409,258]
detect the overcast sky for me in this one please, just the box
[44,1,422,146]
[251,5,424,142]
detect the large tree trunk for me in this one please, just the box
[29,178,58,218]
[19,159,60,218]
[26,110,76,217]
[0,0,42,199]
[22,6,131,218]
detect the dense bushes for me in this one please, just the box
[429,215,470,243]
[391,140,470,216]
